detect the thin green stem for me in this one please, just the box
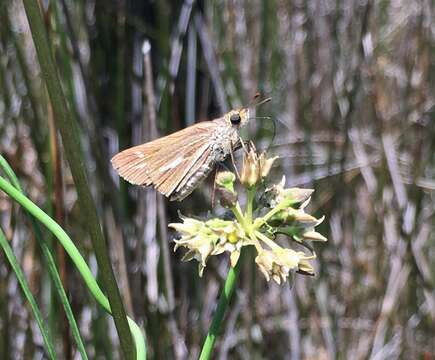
[0,228,57,360]
[246,186,256,224]
[247,231,263,253]
[21,0,135,357]
[0,175,146,359]
[254,199,297,229]
[231,202,247,229]
[254,231,281,251]
[198,252,243,360]
[0,155,88,359]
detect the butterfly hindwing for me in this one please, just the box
[170,146,214,200]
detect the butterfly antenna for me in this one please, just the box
[246,92,261,108]
[246,92,272,109]
[265,114,277,153]
[253,97,272,108]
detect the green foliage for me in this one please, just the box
[0,155,88,359]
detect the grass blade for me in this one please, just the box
[0,155,88,359]
[0,174,146,359]
[20,0,135,357]
[0,228,56,360]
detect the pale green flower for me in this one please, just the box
[255,247,315,284]
[264,176,314,208]
[170,217,249,276]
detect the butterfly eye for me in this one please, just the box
[230,113,241,125]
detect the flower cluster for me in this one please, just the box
[262,176,327,243]
[169,146,327,284]
[170,217,251,276]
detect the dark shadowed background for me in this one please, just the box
[0,0,434,359]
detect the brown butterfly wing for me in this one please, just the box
[110,146,153,186]
[169,146,214,200]
[111,121,219,199]
[148,140,210,195]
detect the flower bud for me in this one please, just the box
[217,187,238,208]
[264,178,314,208]
[240,149,260,187]
[303,230,327,242]
[240,148,278,188]
[258,153,278,178]
[296,258,315,275]
[270,208,318,226]
[216,171,236,192]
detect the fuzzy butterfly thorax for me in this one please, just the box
[111,108,250,201]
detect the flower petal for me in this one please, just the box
[230,251,241,267]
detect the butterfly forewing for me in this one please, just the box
[111,120,220,199]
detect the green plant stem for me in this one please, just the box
[0,156,88,359]
[0,175,146,359]
[254,199,297,229]
[231,203,247,228]
[198,253,243,360]
[254,231,281,250]
[20,0,135,357]
[246,186,256,223]
[0,228,57,360]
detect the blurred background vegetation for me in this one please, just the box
[1,0,435,359]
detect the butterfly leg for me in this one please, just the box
[238,136,249,154]
[232,137,249,153]
[211,165,220,207]
[229,143,241,180]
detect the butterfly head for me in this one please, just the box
[225,108,250,128]
[224,97,271,128]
